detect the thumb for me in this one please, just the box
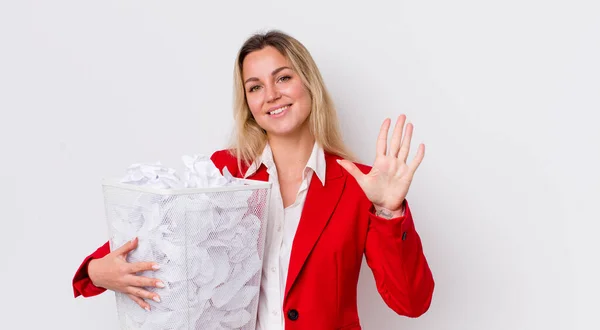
[336,159,364,183]
[114,237,138,257]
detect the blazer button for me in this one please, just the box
[287,309,299,321]
[401,231,407,241]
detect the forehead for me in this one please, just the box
[242,46,291,79]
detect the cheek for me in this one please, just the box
[285,83,311,105]
[294,88,312,112]
[246,95,263,116]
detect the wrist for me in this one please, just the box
[87,259,101,287]
[373,204,404,219]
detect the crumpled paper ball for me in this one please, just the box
[182,155,242,188]
[121,162,183,189]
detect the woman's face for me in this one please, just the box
[242,46,312,139]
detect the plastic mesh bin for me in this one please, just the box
[101,178,271,330]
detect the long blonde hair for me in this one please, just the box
[228,30,355,168]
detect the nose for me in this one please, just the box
[265,83,281,103]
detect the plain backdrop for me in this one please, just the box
[1,1,599,329]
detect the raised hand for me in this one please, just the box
[337,115,425,218]
[88,237,164,311]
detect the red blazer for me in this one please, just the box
[73,150,434,330]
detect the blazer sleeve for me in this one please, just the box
[72,241,110,298]
[364,200,435,317]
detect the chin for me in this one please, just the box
[268,124,310,138]
[266,128,298,137]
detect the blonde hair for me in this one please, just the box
[228,30,355,168]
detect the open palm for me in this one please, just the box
[338,115,425,212]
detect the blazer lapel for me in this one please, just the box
[284,153,346,300]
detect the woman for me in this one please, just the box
[73,30,434,329]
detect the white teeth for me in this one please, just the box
[269,105,289,115]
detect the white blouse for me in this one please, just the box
[243,142,326,330]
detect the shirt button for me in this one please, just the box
[271,266,276,273]
[272,309,278,316]
[277,225,282,232]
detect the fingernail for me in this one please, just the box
[152,264,160,270]
[144,306,150,312]
[156,281,165,288]
[153,296,161,303]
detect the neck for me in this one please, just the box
[267,130,315,181]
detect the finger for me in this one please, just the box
[337,159,365,184]
[127,293,151,311]
[397,123,413,163]
[376,118,391,156]
[408,143,425,174]
[129,261,160,274]
[125,274,165,289]
[126,286,161,303]
[388,115,406,157]
[113,237,138,257]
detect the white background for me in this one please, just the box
[1,1,599,329]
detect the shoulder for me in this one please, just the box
[210,149,237,165]
[210,149,243,176]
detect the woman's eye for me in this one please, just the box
[248,85,261,92]
[278,75,291,83]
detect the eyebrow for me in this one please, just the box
[244,66,291,84]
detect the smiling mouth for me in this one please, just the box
[268,104,291,115]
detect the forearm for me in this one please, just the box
[365,201,434,317]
